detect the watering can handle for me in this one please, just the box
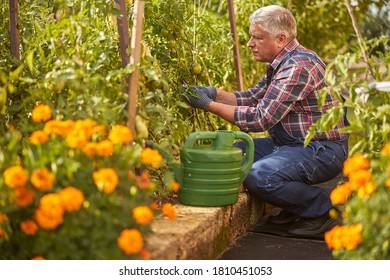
[183,131,218,149]
[234,131,255,182]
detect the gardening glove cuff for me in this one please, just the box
[182,86,213,111]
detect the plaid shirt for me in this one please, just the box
[234,39,347,143]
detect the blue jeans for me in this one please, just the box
[235,133,348,218]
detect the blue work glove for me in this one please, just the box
[182,85,213,111]
[197,86,217,101]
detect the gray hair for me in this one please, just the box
[249,5,297,39]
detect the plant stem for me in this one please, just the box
[343,0,375,79]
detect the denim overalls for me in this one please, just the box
[234,48,349,218]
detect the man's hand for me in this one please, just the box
[182,85,213,111]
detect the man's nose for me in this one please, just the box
[247,38,254,48]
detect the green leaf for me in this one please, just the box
[26,50,35,73]
[349,139,367,155]
[9,65,24,81]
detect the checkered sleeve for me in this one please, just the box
[234,76,268,107]
[234,64,315,132]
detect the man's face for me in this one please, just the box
[247,23,281,63]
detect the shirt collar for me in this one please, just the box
[268,38,300,70]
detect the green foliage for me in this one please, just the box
[1,0,128,132]
[304,36,390,156]
[306,35,390,259]
[140,0,239,149]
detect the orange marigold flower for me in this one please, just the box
[108,125,133,145]
[34,208,64,230]
[73,119,97,138]
[348,169,372,186]
[381,142,390,157]
[140,249,151,260]
[82,142,98,157]
[132,206,154,225]
[170,180,180,192]
[30,130,49,145]
[93,168,119,193]
[14,186,35,207]
[3,165,28,188]
[91,124,107,136]
[30,167,55,192]
[20,220,38,235]
[95,140,114,157]
[66,129,88,149]
[149,202,158,211]
[0,213,8,224]
[59,186,85,212]
[330,184,353,205]
[44,119,74,137]
[357,181,376,198]
[39,193,64,217]
[329,208,339,219]
[140,148,163,168]
[325,224,363,251]
[117,228,144,255]
[386,178,390,189]
[162,203,176,220]
[136,171,152,189]
[32,104,52,122]
[31,256,45,260]
[324,225,343,250]
[343,153,370,177]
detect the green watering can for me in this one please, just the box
[148,130,254,207]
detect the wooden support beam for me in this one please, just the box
[9,0,20,59]
[115,0,144,136]
[227,0,244,91]
[115,0,130,67]
[127,1,145,136]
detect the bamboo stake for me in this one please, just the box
[227,0,244,91]
[287,0,293,10]
[115,0,130,67]
[127,1,145,135]
[9,0,20,59]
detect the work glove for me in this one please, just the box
[197,86,217,101]
[182,85,213,111]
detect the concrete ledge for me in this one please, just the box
[146,192,264,260]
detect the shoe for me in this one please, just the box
[267,210,300,225]
[287,213,339,236]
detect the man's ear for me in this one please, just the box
[277,33,288,44]
[276,33,289,49]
